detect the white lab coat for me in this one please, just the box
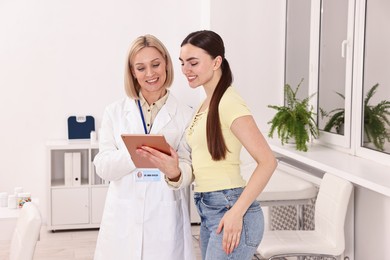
[93,92,196,260]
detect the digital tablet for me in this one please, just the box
[121,134,171,168]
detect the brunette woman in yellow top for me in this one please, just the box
[179,30,277,260]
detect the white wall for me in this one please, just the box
[210,0,285,132]
[354,186,390,259]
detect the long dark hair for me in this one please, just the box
[181,30,233,160]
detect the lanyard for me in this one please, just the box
[137,99,150,134]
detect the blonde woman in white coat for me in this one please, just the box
[93,35,196,260]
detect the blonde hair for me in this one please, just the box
[124,34,174,99]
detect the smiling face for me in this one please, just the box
[131,47,167,100]
[179,43,222,90]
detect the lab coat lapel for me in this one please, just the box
[123,98,146,134]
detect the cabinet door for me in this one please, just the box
[91,186,108,224]
[51,188,89,225]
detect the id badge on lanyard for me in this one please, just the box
[137,99,151,134]
[135,100,161,182]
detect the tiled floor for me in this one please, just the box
[0,224,261,260]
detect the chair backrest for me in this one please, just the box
[315,173,353,255]
[9,202,42,260]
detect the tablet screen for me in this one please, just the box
[121,134,171,168]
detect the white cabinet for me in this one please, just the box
[47,140,108,231]
[190,184,200,224]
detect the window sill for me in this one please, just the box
[266,138,390,197]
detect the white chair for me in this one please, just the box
[257,173,353,260]
[9,202,42,260]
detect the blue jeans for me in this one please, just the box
[194,187,264,260]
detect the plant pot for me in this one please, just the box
[337,124,345,135]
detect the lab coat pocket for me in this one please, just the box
[101,199,131,240]
[153,200,182,242]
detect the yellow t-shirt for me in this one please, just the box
[186,87,251,192]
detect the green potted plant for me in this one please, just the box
[320,83,390,150]
[363,83,390,151]
[320,92,345,134]
[268,78,319,152]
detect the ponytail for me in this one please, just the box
[207,58,233,160]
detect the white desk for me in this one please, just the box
[258,167,318,206]
[0,207,21,241]
[241,162,319,229]
[241,162,319,205]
